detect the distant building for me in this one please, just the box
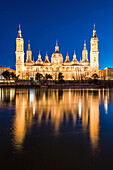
[99,68,113,80]
[0,66,16,79]
[16,25,99,80]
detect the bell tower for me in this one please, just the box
[90,24,99,74]
[15,25,24,79]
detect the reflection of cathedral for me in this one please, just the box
[0,88,15,106]
[16,25,99,80]
[13,89,103,150]
[1,88,113,151]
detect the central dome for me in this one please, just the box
[51,41,63,64]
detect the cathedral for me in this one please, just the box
[16,25,99,80]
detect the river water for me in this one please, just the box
[0,88,113,170]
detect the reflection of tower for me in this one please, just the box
[13,91,27,150]
[90,25,99,74]
[15,25,24,79]
[104,90,109,114]
[13,89,35,150]
[90,91,99,149]
[81,90,89,130]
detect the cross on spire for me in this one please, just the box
[56,40,58,46]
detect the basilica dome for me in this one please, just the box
[51,42,63,64]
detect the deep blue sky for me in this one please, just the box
[0,0,113,70]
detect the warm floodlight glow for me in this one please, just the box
[15,26,99,80]
[7,89,111,150]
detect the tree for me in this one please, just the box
[92,73,99,80]
[58,72,64,81]
[10,72,17,80]
[2,70,10,80]
[45,73,52,80]
[72,75,75,81]
[92,73,99,84]
[87,78,93,84]
[35,73,43,81]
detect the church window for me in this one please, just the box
[18,56,20,61]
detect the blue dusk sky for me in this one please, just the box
[0,0,113,70]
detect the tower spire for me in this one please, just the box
[94,23,96,29]
[38,50,42,60]
[84,40,86,50]
[45,52,49,60]
[93,24,96,37]
[18,24,22,38]
[55,40,59,51]
[28,40,31,50]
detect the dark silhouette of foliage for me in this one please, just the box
[35,73,43,81]
[2,70,10,80]
[45,73,52,80]
[87,78,93,84]
[92,73,99,79]
[10,72,17,79]
[72,75,75,81]
[58,72,64,81]
[92,73,99,84]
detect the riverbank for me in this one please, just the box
[0,80,113,89]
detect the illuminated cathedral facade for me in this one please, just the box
[16,25,99,80]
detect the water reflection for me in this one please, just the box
[0,88,15,106]
[0,88,113,151]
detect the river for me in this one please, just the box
[0,88,113,170]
